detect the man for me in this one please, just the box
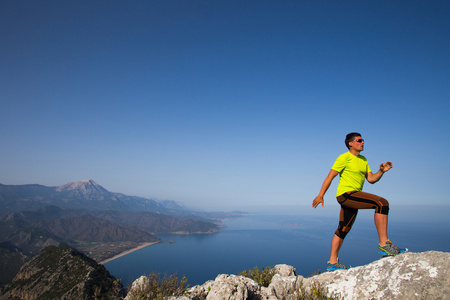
[312,132,406,271]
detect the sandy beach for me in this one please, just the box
[100,242,158,264]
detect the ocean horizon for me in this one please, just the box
[104,205,450,287]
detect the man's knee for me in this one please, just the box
[335,224,351,239]
[378,197,389,215]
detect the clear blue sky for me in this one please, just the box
[1,1,449,212]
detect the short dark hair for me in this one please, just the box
[345,132,361,149]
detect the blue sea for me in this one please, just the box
[104,206,450,287]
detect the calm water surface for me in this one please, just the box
[104,210,450,287]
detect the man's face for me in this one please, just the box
[351,136,365,151]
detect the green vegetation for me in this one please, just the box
[239,265,275,287]
[298,280,336,300]
[239,265,337,300]
[126,272,189,300]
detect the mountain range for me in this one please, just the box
[0,179,186,216]
[0,180,243,287]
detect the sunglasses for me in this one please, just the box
[353,139,364,143]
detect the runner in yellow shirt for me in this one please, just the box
[312,132,407,271]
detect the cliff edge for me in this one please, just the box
[127,251,449,300]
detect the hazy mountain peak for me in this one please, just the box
[57,179,106,192]
[0,180,203,215]
[56,179,110,201]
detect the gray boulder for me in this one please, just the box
[301,251,450,299]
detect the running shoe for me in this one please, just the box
[327,259,350,271]
[378,239,407,256]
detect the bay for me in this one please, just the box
[104,209,450,287]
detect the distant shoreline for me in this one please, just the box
[99,242,159,264]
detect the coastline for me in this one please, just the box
[100,242,158,264]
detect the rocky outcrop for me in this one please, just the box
[0,246,125,300]
[126,251,449,300]
[300,251,449,299]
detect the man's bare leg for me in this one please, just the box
[329,234,344,264]
[374,212,388,246]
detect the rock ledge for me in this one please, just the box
[126,251,449,300]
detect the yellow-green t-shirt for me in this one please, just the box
[332,152,372,197]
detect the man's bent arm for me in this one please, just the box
[366,161,393,184]
[313,169,339,208]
